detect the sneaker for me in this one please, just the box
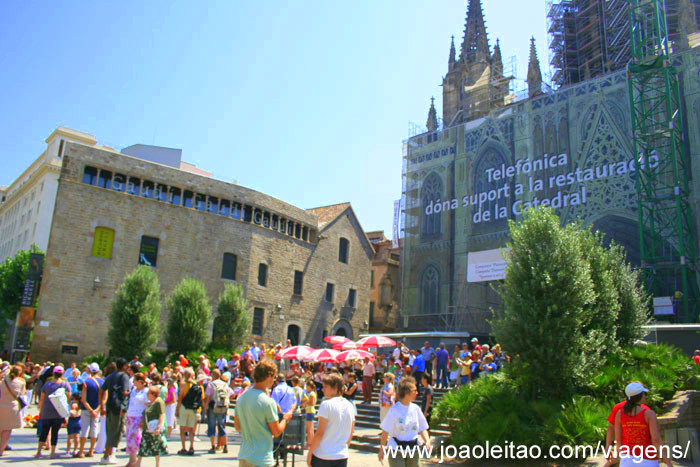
[208,447,217,454]
[99,455,117,465]
[194,436,201,442]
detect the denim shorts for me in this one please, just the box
[206,411,227,437]
[306,413,315,422]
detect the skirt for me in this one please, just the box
[165,404,177,428]
[125,415,143,454]
[138,431,168,457]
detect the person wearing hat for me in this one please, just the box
[470,337,482,354]
[613,382,671,467]
[35,365,72,458]
[603,381,650,467]
[77,363,102,458]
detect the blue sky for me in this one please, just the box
[0,1,547,236]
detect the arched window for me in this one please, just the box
[420,265,440,315]
[559,118,570,155]
[287,325,300,345]
[472,148,508,233]
[421,172,443,238]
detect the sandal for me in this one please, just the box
[188,447,195,455]
[178,449,188,455]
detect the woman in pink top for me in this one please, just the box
[164,378,178,438]
[614,382,671,467]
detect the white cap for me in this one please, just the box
[89,363,100,373]
[625,382,649,398]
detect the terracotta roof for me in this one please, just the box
[306,202,351,228]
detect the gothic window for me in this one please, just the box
[420,172,442,239]
[472,148,508,233]
[559,118,570,156]
[545,121,558,156]
[533,118,544,158]
[544,121,559,198]
[420,265,440,315]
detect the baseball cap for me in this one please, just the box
[625,382,649,398]
[53,365,65,374]
[471,337,478,342]
[89,363,100,373]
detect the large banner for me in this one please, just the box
[467,248,509,282]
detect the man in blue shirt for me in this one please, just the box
[251,343,262,362]
[270,375,297,416]
[435,344,450,389]
[412,351,426,395]
[420,341,435,378]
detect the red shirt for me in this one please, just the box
[693,355,700,365]
[179,356,189,367]
[619,407,656,460]
[607,400,649,424]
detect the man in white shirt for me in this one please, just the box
[215,355,227,372]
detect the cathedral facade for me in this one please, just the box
[400,0,700,335]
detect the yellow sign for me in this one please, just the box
[91,227,114,259]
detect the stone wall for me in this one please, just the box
[30,143,372,362]
[658,390,700,463]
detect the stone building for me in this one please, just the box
[366,231,400,333]
[29,140,372,362]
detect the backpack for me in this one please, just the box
[182,382,202,410]
[106,372,126,413]
[212,381,230,414]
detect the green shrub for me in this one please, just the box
[108,266,162,359]
[80,352,109,370]
[165,278,212,355]
[435,343,700,453]
[212,283,250,349]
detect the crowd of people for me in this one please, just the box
[0,341,695,466]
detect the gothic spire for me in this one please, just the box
[426,97,438,132]
[460,0,490,64]
[448,35,456,71]
[527,37,542,98]
[491,38,503,78]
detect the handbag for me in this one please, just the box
[48,387,70,418]
[4,377,27,409]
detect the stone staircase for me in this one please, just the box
[227,383,452,454]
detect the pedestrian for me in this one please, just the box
[379,373,396,425]
[411,351,426,396]
[176,367,201,455]
[136,386,167,467]
[99,358,130,465]
[0,364,27,457]
[77,362,101,458]
[378,377,430,467]
[306,372,356,467]
[95,363,116,455]
[271,374,297,416]
[234,359,294,467]
[203,369,233,454]
[362,357,375,404]
[35,365,71,459]
[450,345,461,387]
[421,374,433,427]
[420,342,435,379]
[434,344,449,389]
[303,380,318,448]
[693,350,700,366]
[603,381,651,467]
[164,377,177,438]
[124,372,149,466]
[614,382,672,466]
[343,373,358,416]
[66,392,82,456]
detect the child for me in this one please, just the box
[379,372,396,424]
[302,381,317,448]
[67,393,82,456]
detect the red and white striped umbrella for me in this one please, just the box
[356,336,397,348]
[277,345,314,360]
[303,348,340,363]
[323,335,352,345]
[333,341,360,350]
[335,349,374,362]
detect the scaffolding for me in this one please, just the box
[548,0,700,88]
[627,0,699,322]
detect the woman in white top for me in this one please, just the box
[124,373,149,467]
[379,377,430,467]
[306,373,355,467]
